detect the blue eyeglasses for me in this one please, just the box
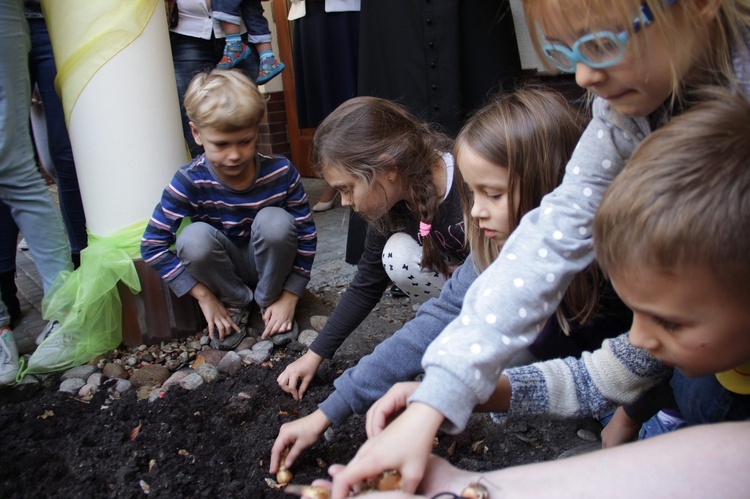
[542,0,678,73]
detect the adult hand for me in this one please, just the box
[261,290,299,338]
[329,403,444,498]
[270,409,331,473]
[189,282,239,340]
[365,381,420,438]
[277,349,323,400]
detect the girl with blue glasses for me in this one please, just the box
[325,1,750,497]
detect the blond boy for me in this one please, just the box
[141,69,316,349]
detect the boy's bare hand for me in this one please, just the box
[601,406,640,448]
[269,409,331,473]
[261,290,299,338]
[189,282,239,340]
[278,349,323,400]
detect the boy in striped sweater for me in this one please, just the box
[141,69,316,350]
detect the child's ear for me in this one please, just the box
[377,153,399,181]
[189,122,203,146]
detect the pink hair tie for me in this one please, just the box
[419,221,432,237]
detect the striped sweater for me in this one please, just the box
[141,152,316,298]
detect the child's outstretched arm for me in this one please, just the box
[412,99,653,433]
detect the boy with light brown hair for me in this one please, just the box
[141,69,316,350]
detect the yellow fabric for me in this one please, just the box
[16,222,145,380]
[41,0,158,126]
[716,359,750,395]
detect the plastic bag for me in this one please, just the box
[17,221,145,380]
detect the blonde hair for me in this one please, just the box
[455,87,600,330]
[523,0,750,99]
[313,96,455,276]
[595,88,750,294]
[184,69,266,131]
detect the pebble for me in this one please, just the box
[87,373,103,386]
[195,363,220,382]
[59,378,85,394]
[130,364,170,389]
[310,315,328,332]
[103,362,129,380]
[60,365,98,381]
[576,429,599,442]
[178,372,204,390]
[298,329,318,347]
[242,349,270,365]
[78,383,97,397]
[115,379,132,393]
[217,351,242,375]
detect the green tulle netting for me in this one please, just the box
[16,221,146,381]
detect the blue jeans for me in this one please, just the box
[671,371,750,425]
[170,31,259,158]
[213,0,271,44]
[27,17,87,254]
[0,1,72,327]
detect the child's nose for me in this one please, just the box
[340,192,352,206]
[470,200,487,220]
[628,315,660,351]
[575,62,607,89]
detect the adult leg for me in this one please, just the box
[175,221,253,308]
[247,207,297,308]
[0,201,21,325]
[0,3,72,293]
[170,32,218,158]
[27,17,87,258]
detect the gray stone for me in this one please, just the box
[195,363,220,382]
[59,378,85,394]
[114,379,132,393]
[136,385,154,400]
[235,337,257,352]
[19,375,39,385]
[199,334,210,346]
[252,339,274,354]
[149,386,168,403]
[242,349,271,365]
[163,369,193,389]
[217,351,242,375]
[125,356,138,367]
[130,364,170,389]
[178,372,204,390]
[60,365,98,381]
[576,429,599,442]
[310,315,328,332]
[298,329,318,347]
[87,372,103,386]
[188,341,202,351]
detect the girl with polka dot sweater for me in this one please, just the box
[329,1,750,495]
[270,88,633,475]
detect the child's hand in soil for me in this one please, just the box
[277,349,324,400]
[601,406,640,448]
[270,409,332,473]
[329,403,444,498]
[261,290,299,338]
[189,282,239,340]
[365,381,420,437]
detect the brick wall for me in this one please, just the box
[257,91,291,158]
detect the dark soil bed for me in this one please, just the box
[0,290,601,498]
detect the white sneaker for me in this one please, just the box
[37,320,60,346]
[17,238,28,251]
[0,327,19,386]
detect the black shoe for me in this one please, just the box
[0,271,21,326]
[389,284,407,298]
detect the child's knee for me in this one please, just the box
[176,222,218,262]
[252,207,296,245]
